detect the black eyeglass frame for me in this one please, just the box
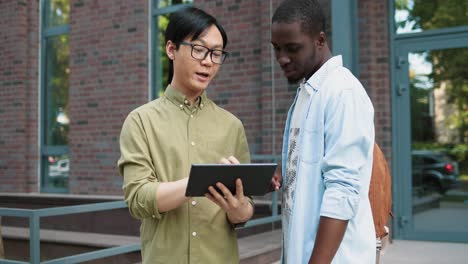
[179,41,229,64]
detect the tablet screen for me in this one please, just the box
[185,163,277,197]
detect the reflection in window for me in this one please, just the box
[410,48,467,235]
[410,48,467,200]
[152,0,193,98]
[42,0,70,192]
[157,0,193,9]
[410,48,467,146]
[156,14,171,97]
[409,52,434,142]
[47,0,70,27]
[43,155,69,190]
[45,35,70,146]
[395,0,468,34]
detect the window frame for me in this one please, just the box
[149,0,192,100]
[39,0,70,193]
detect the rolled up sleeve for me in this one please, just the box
[320,89,373,220]
[118,113,161,220]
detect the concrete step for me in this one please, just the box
[239,229,281,264]
[2,226,140,247]
[3,226,282,263]
[2,226,141,263]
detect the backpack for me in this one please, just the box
[369,143,392,239]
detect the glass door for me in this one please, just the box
[393,34,468,242]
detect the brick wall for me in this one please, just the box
[0,0,392,194]
[358,0,392,161]
[0,1,39,192]
[68,0,148,194]
[200,0,391,162]
[197,0,292,157]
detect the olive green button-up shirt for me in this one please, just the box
[118,86,250,264]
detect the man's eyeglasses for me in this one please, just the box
[180,41,228,64]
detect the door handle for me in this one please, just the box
[397,83,408,96]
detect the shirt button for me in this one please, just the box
[184,99,189,105]
[179,104,183,110]
[192,231,197,237]
[191,141,195,146]
[190,114,194,118]
[200,103,204,108]
[191,200,197,206]
[152,215,156,219]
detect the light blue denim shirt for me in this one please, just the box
[281,56,376,263]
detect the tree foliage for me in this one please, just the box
[398,0,468,143]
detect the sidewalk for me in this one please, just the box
[244,230,468,264]
[381,239,468,264]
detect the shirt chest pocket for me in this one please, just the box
[299,106,323,164]
[300,128,322,164]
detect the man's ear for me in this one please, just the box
[166,40,176,60]
[316,31,327,48]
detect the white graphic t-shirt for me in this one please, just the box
[282,81,310,260]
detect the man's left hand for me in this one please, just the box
[205,156,253,224]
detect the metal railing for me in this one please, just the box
[244,154,282,227]
[0,201,139,264]
[0,155,281,263]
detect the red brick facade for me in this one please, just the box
[0,0,392,195]
[197,0,291,156]
[0,1,39,192]
[358,0,392,161]
[68,0,149,193]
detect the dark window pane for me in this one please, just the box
[46,0,70,27]
[423,157,437,164]
[411,47,468,234]
[42,155,69,191]
[155,14,171,97]
[158,0,193,9]
[395,0,468,34]
[44,35,70,146]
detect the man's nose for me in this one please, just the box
[277,54,291,67]
[201,52,213,66]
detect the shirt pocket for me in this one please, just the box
[300,128,322,164]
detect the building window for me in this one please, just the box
[150,0,193,99]
[40,0,70,193]
[394,0,468,34]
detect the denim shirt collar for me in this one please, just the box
[304,55,343,93]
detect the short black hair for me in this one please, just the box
[272,0,325,37]
[165,7,228,83]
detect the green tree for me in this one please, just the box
[410,67,434,142]
[46,0,70,145]
[397,0,468,143]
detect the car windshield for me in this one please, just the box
[413,152,453,163]
[432,154,451,162]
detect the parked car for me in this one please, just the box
[49,158,69,178]
[412,150,459,194]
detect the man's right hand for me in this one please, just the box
[269,165,282,192]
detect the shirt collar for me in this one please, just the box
[164,85,207,110]
[305,55,343,92]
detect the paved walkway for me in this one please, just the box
[3,226,467,263]
[381,239,468,264]
[242,231,468,264]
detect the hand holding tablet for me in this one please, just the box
[185,163,278,197]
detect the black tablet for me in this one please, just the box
[185,163,277,197]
